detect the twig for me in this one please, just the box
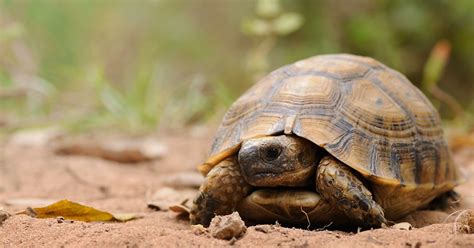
[444,209,466,223]
[452,209,469,234]
[300,206,311,230]
[315,222,333,231]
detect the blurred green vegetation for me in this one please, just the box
[0,0,473,133]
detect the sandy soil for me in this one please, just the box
[1,129,474,247]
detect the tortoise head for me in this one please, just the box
[238,135,319,187]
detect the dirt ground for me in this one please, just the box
[1,128,474,247]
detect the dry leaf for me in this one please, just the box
[8,127,63,147]
[55,138,166,163]
[113,213,144,222]
[17,199,141,222]
[169,200,191,213]
[147,187,197,212]
[169,199,192,218]
[391,222,413,230]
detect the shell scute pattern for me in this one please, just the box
[204,54,459,187]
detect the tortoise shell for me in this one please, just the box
[199,54,459,188]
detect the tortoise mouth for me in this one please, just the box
[248,168,285,178]
[252,172,279,177]
[244,165,315,187]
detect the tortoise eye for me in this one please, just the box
[262,146,281,162]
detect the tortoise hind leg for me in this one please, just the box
[190,157,251,226]
[428,190,460,210]
[316,156,387,227]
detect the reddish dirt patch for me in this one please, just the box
[1,129,474,247]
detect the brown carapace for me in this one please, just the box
[190,54,461,228]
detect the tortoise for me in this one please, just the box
[190,54,460,228]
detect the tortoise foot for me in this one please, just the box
[190,157,251,226]
[316,156,387,228]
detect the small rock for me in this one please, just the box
[147,187,197,212]
[23,207,38,217]
[405,241,422,248]
[0,209,11,224]
[57,216,74,224]
[391,222,413,230]
[191,224,208,235]
[0,210,11,221]
[229,237,238,245]
[209,212,246,240]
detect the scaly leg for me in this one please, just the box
[190,157,251,226]
[316,156,387,227]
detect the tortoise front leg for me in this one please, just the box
[316,156,387,227]
[190,157,251,226]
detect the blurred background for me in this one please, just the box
[0,0,473,134]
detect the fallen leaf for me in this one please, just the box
[55,138,166,163]
[147,187,197,212]
[169,205,190,215]
[169,199,192,218]
[17,199,141,222]
[391,222,413,230]
[8,127,63,147]
[113,213,144,222]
